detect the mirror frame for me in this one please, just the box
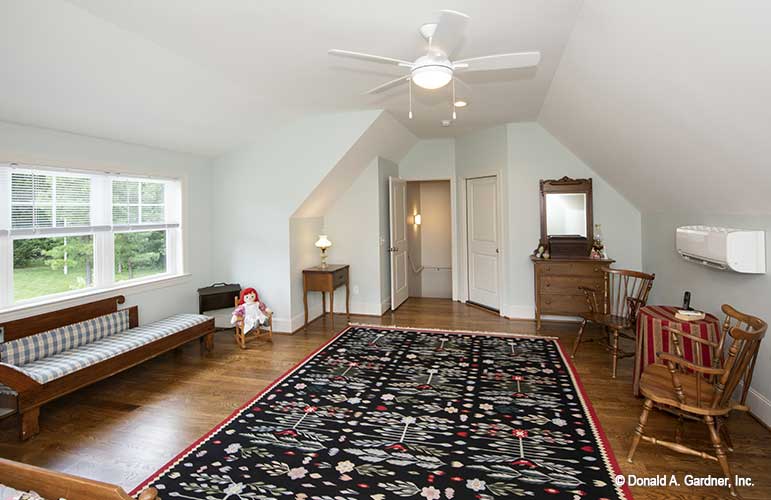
[539,177,593,254]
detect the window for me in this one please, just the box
[0,163,182,306]
[112,179,165,225]
[114,230,167,282]
[13,235,94,300]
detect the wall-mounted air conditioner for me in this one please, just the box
[676,226,766,274]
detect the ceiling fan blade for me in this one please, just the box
[430,10,469,56]
[454,51,541,72]
[329,49,412,67]
[365,75,410,95]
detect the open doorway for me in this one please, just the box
[404,180,453,300]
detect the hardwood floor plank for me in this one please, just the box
[0,298,768,499]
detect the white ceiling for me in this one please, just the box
[540,1,771,214]
[0,0,582,156]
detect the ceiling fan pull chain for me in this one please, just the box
[409,78,413,119]
[452,78,457,120]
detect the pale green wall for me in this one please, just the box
[506,123,642,317]
[643,211,771,424]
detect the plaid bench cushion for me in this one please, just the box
[0,310,130,367]
[16,314,210,385]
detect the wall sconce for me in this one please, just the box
[315,234,332,268]
[414,214,421,225]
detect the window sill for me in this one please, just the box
[0,273,192,322]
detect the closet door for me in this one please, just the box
[466,176,500,310]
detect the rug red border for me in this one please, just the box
[131,324,634,499]
[556,339,635,500]
[129,324,354,496]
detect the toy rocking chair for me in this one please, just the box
[233,297,273,348]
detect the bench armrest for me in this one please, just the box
[0,362,41,392]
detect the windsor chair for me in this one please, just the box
[627,304,766,497]
[571,267,655,378]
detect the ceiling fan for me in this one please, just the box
[329,10,540,120]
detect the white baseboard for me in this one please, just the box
[501,304,535,319]
[273,302,325,334]
[500,305,581,324]
[332,299,386,316]
[542,314,582,323]
[743,386,771,427]
[278,298,388,333]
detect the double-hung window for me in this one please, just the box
[0,163,182,307]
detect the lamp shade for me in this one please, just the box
[414,214,422,225]
[411,66,453,90]
[315,234,332,249]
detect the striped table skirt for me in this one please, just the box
[633,305,722,396]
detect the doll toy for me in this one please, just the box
[231,287,273,348]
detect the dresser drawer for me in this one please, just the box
[541,276,603,295]
[538,261,605,277]
[541,294,588,315]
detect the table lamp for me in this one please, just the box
[315,234,332,268]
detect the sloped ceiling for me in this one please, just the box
[0,0,581,155]
[294,112,417,218]
[539,1,771,214]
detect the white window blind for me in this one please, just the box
[0,162,184,307]
[2,164,180,236]
[111,179,178,231]
[11,170,91,231]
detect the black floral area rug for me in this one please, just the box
[132,325,632,500]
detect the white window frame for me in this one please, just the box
[0,163,183,310]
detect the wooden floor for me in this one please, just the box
[1,298,768,499]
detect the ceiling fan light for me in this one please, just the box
[411,65,453,90]
[454,99,468,107]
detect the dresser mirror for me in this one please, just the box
[539,177,593,257]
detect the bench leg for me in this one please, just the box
[201,332,215,353]
[20,407,40,441]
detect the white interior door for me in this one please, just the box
[466,176,500,310]
[389,177,409,310]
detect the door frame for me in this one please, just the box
[459,171,506,314]
[395,176,459,302]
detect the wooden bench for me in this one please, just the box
[0,457,158,500]
[0,295,215,440]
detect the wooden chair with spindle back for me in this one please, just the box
[571,267,655,378]
[627,304,767,497]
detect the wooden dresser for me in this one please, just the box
[532,256,614,329]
